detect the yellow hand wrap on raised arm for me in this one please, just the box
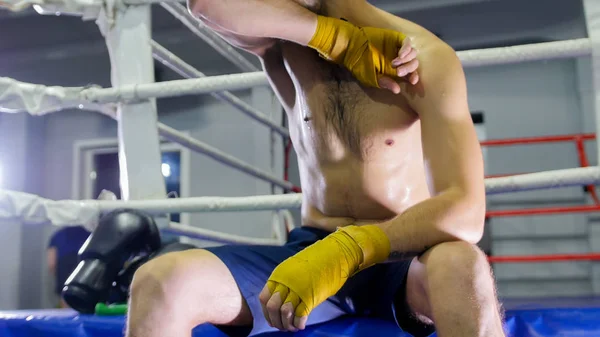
[308,16,407,89]
[266,225,391,318]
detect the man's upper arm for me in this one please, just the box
[410,46,484,199]
[197,17,276,57]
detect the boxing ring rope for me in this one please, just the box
[36,38,600,105]
[157,123,298,191]
[481,133,600,216]
[81,72,269,103]
[478,132,600,265]
[0,76,299,191]
[1,166,598,218]
[0,39,594,112]
[165,220,287,246]
[457,38,592,67]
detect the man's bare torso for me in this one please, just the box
[264,4,437,230]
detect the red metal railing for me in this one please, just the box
[488,252,600,263]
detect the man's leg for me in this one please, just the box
[405,241,505,337]
[126,249,252,337]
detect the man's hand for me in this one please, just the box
[389,37,420,91]
[308,16,419,94]
[258,225,390,332]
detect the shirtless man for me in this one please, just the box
[126,1,505,336]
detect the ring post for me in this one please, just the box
[98,4,167,215]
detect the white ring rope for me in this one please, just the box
[1,167,597,244]
[94,194,303,213]
[0,38,592,114]
[157,123,296,191]
[81,72,270,103]
[485,167,600,194]
[457,38,591,68]
[2,166,598,225]
[0,77,115,116]
[151,41,289,137]
[81,38,597,102]
[165,222,285,246]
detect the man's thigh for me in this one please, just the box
[334,258,434,336]
[129,248,252,335]
[205,235,347,335]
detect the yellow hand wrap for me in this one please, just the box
[266,225,391,318]
[308,16,407,89]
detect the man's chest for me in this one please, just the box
[276,43,419,158]
[289,91,419,164]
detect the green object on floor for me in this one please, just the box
[95,303,128,316]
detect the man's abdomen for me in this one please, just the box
[299,158,430,231]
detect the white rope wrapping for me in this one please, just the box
[165,222,285,246]
[0,77,114,116]
[0,0,41,11]
[1,166,597,219]
[81,38,593,104]
[485,167,600,194]
[0,0,102,20]
[0,189,99,231]
[1,167,598,242]
[94,194,303,213]
[81,72,270,103]
[1,39,591,114]
[457,38,592,68]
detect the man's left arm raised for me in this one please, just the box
[258,41,484,332]
[379,43,486,260]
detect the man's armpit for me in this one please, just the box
[260,43,295,109]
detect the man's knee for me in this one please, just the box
[129,249,251,327]
[131,252,178,305]
[131,250,209,303]
[422,241,490,280]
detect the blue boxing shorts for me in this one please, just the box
[204,226,435,337]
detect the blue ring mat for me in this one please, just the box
[1,297,599,337]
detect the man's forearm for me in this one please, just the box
[189,0,317,46]
[379,189,486,260]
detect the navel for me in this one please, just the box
[385,139,395,146]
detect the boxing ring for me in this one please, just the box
[1,0,600,336]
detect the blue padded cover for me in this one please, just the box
[2,298,600,337]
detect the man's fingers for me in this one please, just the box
[397,59,419,78]
[378,76,401,94]
[281,291,301,331]
[398,36,412,59]
[266,292,284,330]
[294,302,310,330]
[394,48,418,67]
[409,71,420,85]
[280,302,298,332]
[258,284,273,326]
